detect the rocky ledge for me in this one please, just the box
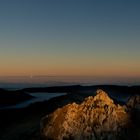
[40,90,135,140]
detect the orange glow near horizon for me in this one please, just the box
[0,50,139,77]
[0,64,140,78]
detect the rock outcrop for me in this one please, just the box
[126,94,140,134]
[40,90,131,140]
[127,95,140,109]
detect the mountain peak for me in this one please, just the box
[40,90,131,140]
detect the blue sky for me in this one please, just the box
[0,0,140,77]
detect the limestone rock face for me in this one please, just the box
[127,95,140,109]
[40,90,131,140]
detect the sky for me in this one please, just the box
[0,0,140,78]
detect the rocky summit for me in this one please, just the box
[40,90,132,140]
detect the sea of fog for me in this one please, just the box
[0,76,139,109]
[1,92,66,109]
[0,76,140,90]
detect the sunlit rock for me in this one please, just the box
[40,90,131,140]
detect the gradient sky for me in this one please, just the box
[0,0,140,77]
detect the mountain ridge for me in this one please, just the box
[41,90,133,140]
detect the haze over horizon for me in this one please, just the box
[0,0,140,81]
[0,75,140,87]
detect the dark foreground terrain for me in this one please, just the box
[0,85,140,140]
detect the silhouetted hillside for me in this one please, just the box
[0,88,33,107]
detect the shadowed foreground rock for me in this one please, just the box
[40,90,132,140]
[127,94,140,109]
